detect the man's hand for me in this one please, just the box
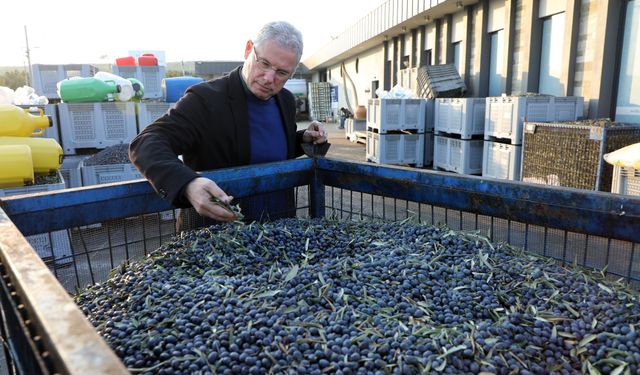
[302,121,328,144]
[184,177,237,221]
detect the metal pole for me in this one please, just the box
[24,25,32,87]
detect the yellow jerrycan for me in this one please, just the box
[0,144,34,188]
[0,104,52,137]
[0,137,63,175]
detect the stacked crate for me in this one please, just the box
[308,82,331,122]
[521,120,640,192]
[433,98,486,174]
[58,102,137,155]
[59,155,85,189]
[0,173,72,265]
[30,64,97,100]
[416,64,467,99]
[111,65,166,100]
[137,102,175,133]
[366,98,431,167]
[345,118,366,144]
[79,144,141,186]
[483,95,583,180]
[611,166,640,196]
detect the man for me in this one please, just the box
[129,21,327,229]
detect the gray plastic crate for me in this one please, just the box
[367,98,429,133]
[137,102,175,133]
[58,102,137,153]
[433,135,484,174]
[59,155,86,188]
[345,118,366,141]
[0,172,72,264]
[111,65,166,99]
[416,64,467,98]
[482,140,522,180]
[80,161,142,186]
[485,96,583,145]
[366,131,424,167]
[30,64,97,100]
[435,98,486,139]
[611,166,640,196]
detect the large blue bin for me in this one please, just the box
[162,76,203,102]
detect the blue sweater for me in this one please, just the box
[246,94,287,163]
[243,92,293,221]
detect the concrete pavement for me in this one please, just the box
[297,120,366,162]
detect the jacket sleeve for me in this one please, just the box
[129,90,210,207]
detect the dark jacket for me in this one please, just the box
[129,66,306,208]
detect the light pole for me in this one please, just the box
[24,25,32,87]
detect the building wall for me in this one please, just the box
[573,0,599,113]
[468,5,480,96]
[327,47,385,113]
[510,0,526,94]
[307,0,634,121]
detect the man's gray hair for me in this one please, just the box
[253,21,304,64]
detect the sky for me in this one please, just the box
[1,0,388,67]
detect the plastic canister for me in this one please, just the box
[138,53,158,66]
[128,78,145,100]
[58,77,121,103]
[0,137,63,175]
[0,104,51,137]
[115,56,136,66]
[162,76,204,102]
[95,71,134,102]
[0,144,34,188]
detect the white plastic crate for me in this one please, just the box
[366,132,424,167]
[434,98,486,139]
[18,104,60,143]
[345,118,366,140]
[59,155,86,188]
[433,135,484,174]
[482,140,522,180]
[424,132,434,166]
[137,102,175,133]
[111,65,166,99]
[552,96,584,121]
[80,162,142,186]
[484,96,583,145]
[30,64,97,99]
[0,172,72,264]
[58,102,137,153]
[367,98,428,132]
[611,166,640,196]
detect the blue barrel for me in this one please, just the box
[162,76,204,103]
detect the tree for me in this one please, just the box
[0,70,28,90]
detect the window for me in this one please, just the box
[615,0,640,123]
[488,30,505,96]
[421,49,432,67]
[453,42,462,76]
[539,13,566,96]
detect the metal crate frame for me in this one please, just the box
[0,158,639,373]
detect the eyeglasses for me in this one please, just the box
[252,46,293,80]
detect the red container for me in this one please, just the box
[115,56,136,66]
[138,53,158,66]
